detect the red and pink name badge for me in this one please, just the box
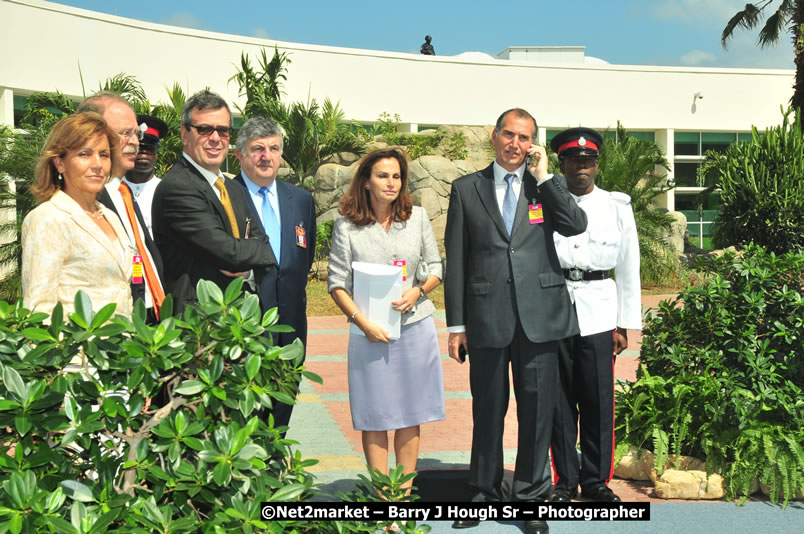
[393,260,407,281]
[132,255,143,284]
[528,204,544,224]
[295,225,307,248]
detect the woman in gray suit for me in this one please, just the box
[22,112,133,317]
[329,148,445,495]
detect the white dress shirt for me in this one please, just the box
[104,177,164,309]
[122,175,160,238]
[554,185,642,336]
[239,173,282,229]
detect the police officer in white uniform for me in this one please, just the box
[548,127,641,503]
[123,114,168,237]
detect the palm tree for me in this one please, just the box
[721,1,804,120]
[595,125,679,285]
[230,47,365,185]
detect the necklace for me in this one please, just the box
[85,209,103,220]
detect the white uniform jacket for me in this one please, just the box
[554,186,642,336]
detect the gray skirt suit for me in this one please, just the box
[328,206,446,431]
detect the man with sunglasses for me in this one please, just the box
[548,127,641,504]
[77,93,165,324]
[152,90,275,314]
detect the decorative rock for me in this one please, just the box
[760,481,804,500]
[641,453,706,484]
[614,446,652,481]
[315,163,348,191]
[416,188,442,220]
[654,470,725,499]
[430,214,448,252]
[664,211,687,253]
[322,152,361,166]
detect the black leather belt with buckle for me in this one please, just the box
[563,268,611,281]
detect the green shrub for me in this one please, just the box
[616,244,804,506]
[312,220,334,280]
[0,281,427,532]
[373,113,469,161]
[700,108,804,254]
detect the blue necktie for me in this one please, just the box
[503,173,517,236]
[258,186,281,264]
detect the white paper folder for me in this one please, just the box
[350,261,403,340]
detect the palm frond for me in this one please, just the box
[99,73,147,107]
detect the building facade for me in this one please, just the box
[1,0,796,247]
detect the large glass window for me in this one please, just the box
[674,132,699,156]
[701,132,736,153]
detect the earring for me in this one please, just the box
[58,173,64,182]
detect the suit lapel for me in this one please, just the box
[180,158,232,232]
[474,166,509,240]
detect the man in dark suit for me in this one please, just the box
[232,117,316,431]
[444,108,587,534]
[152,90,275,314]
[77,93,165,323]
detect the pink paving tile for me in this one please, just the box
[308,316,349,330]
[615,355,639,383]
[419,398,521,453]
[307,333,349,356]
[323,397,523,456]
[441,359,472,391]
[304,360,349,393]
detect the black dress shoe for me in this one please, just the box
[549,488,573,502]
[452,519,480,529]
[524,519,549,534]
[582,485,622,502]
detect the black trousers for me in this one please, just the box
[468,319,558,502]
[550,330,616,494]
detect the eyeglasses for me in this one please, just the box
[185,124,233,138]
[118,129,143,141]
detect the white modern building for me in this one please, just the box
[0,0,796,246]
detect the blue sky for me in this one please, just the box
[53,0,793,69]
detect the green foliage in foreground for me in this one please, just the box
[700,108,804,254]
[616,244,804,506]
[0,280,426,533]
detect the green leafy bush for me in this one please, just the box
[312,220,334,279]
[373,113,469,160]
[700,108,804,254]
[0,280,318,532]
[616,244,804,506]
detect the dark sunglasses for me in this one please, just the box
[185,123,233,138]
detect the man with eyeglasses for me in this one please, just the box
[76,93,165,324]
[152,90,275,314]
[548,127,641,505]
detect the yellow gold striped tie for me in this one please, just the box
[214,177,240,238]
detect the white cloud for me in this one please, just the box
[160,12,205,30]
[680,50,716,66]
[252,28,270,39]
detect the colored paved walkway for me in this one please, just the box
[286,295,803,532]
